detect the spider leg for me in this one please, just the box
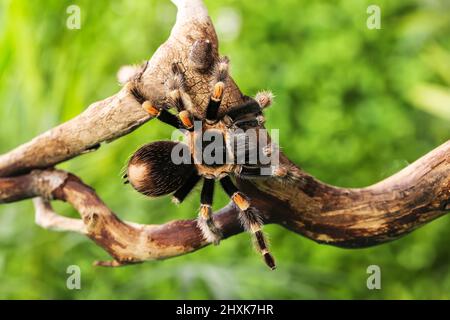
[142,101,181,129]
[178,110,195,131]
[172,171,201,204]
[219,176,276,270]
[233,131,259,161]
[206,57,229,122]
[167,62,197,125]
[237,166,270,178]
[233,116,265,129]
[238,166,262,176]
[205,81,224,121]
[237,165,286,179]
[198,178,223,244]
[226,100,262,121]
[141,61,198,129]
[168,61,198,114]
[127,82,181,129]
[225,90,274,121]
[166,62,188,112]
[254,90,274,109]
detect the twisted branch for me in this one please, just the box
[0,0,449,266]
[0,169,241,265]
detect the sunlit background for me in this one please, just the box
[0,0,450,299]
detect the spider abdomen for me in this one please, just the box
[127,141,196,197]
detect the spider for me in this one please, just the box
[125,56,281,270]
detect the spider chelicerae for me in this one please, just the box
[125,56,283,270]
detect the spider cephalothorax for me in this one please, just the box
[125,56,282,270]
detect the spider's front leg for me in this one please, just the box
[141,101,182,128]
[172,172,201,204]
[206,57,229,122]
[219,176,276,270]
[128,61,197,131]
[197,178,223,244]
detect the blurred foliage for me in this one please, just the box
[0,0,449,299]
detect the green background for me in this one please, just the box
[0,0,450,299]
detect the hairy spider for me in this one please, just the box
[125,57,281,270]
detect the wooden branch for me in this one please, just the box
[239,142,450,248]
[33,197,87,234]
[0,169,241,265]
[0,0,449,266]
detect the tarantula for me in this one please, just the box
[124,56,282,270]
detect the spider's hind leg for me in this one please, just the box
[172,171,201,204]
[219,176,276,270]
[197,178,223,245]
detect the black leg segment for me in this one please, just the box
[172,172,201,204]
